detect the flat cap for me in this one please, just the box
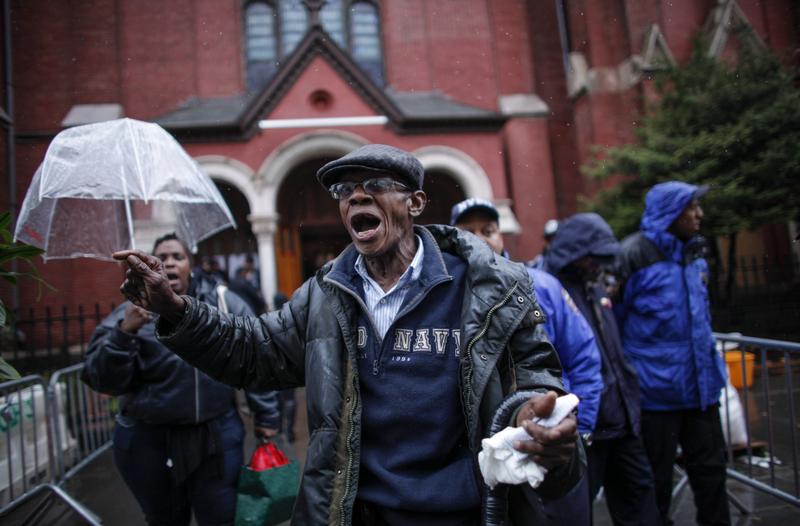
[316,144,424,191]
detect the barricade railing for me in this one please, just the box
[0,363,112,524]
[0,375,55,514]
[49,364,116,483]
[672,332,800,516]
[716,332,800,508]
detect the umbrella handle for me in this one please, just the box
[120,169,136,251]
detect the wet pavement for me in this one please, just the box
[7,375,800,525]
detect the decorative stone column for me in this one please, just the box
[249,214,279,310]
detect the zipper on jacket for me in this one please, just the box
[319,278,362,526]
[340,372,359,525]
[463,282,520,418]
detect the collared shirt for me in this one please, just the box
[354,235,424,339]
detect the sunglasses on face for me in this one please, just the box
[329,177,411,200]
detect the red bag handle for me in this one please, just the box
[249,441,290,471]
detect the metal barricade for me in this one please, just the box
[0,364,112,523]
[0,375,55,514]
[49,364,116,483]
[716,332,800,508]
[672,332,800,516]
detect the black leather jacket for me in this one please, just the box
[82,276,280,428]
[158,226,583,525]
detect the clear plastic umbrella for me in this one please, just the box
[14,118,235,261]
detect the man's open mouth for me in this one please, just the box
[350,212,382,240]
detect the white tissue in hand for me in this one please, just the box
[478,393,580,489]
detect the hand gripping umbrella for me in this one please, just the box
[14,118,235,260]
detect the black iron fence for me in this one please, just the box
[709,254,800,296]
[709,256,800,341]
[0,304,117,377]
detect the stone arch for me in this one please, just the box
[136,155,259,252]
[245,131,368,307]
[193,155,276,303]
[256,130,369,216]
[194,155,259,214]
[413,145,520,233]
[413,145,493,199]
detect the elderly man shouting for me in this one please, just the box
[115,144,581,526]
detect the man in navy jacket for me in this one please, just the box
[545,213,659,526]
[113,145,582,525]
[617,182,729,525]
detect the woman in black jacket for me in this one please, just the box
[83,233,280,526]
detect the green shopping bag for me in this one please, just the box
[235,440,300,526]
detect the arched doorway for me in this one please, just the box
[196,181,259,283]
[417,169,467,226]
[275,157,351,296]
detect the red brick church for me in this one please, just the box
[1,0,797,318]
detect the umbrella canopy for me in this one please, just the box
[14,118,235,261]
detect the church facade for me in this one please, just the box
[1,0,797,315]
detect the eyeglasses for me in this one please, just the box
[329,177,410,200]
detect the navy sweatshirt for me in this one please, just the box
[326,234,481,519]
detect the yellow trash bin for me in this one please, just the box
[724,351,755,389]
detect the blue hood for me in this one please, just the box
[641,181,708,233]
[544,213,620,273]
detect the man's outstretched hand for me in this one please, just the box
[113,250,186,324]
[513,391,577,470]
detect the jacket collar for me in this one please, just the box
[354,235,425,295]
[642,229,686,264]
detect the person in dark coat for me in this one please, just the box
[83,233,281,526]
[616,182,729,525]
[544,213,659,526]
[113,144,583,525]
[229,266,267,315]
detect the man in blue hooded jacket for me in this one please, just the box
[545,213,659,526]
[616,182,729,525]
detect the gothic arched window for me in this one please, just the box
[244,1,278,91]
[279,0,309,57]
[348,1,383,85]
[244,0,385,91]
[320,0,346,49]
